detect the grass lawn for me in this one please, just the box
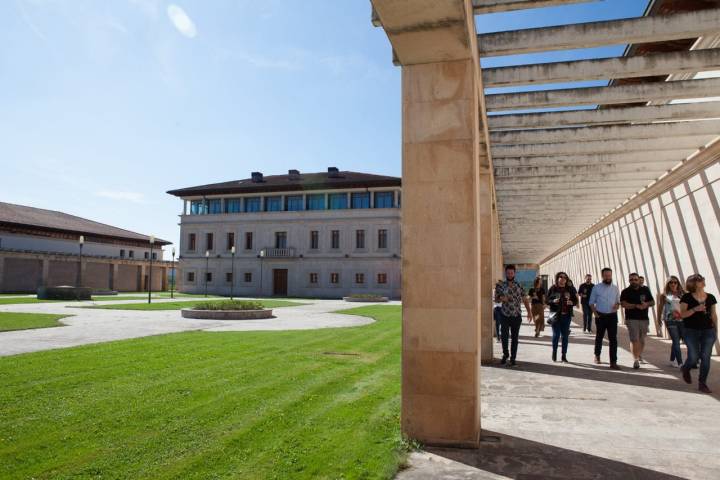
[0,312,70,332]
[82,299,306,311]
[0,305,404,479]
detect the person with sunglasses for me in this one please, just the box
[679,274,718,394]
[589,267,621,369]
[546,272,578,363]
[621,273,655,370]
[657,276,685,368]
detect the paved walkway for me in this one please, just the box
[0,298,391,357]
[399,311,720,480]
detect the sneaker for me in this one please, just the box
[552,351,557,362]
[534,332,539,338]
[639,357,648,365]
[500,356,508,365]
[610,363,621,370]
[595,356,602,364]
[561,355,569,363]
[681,367,692,384]
[699,383,712,394]
[667,362,678,368]
[633,360,640,370]
[510,360,517,367]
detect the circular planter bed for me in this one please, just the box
[181,308,273,320]
[343,296,389,303]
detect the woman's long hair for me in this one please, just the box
[533,277,542,289]
[663,275,684,296]
[554,271,569,287]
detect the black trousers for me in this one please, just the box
[501,314,522,360]
[594,312,618,364]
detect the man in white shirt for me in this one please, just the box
[589,267,621,370]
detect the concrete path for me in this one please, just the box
[0,297,394,357]
[399,311,720,480]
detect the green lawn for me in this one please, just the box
[0,312,70,332]
[82,299,306,310]
[0,305,404,479]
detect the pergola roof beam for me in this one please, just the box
[472,0,596,14]
[493,150,689,168]
[482,48,720,88]
[495,163,678,178]
[488,101,720,130]
[486,78,720,111]
[490,120,720,145]
[477,9,720,57]
[491,135,714,157]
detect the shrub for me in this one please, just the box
[349,294,384,299]
[192,300,264,311]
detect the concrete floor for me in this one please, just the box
[0,297,390,356]
[399,313,720,480]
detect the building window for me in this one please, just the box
[329,193,348,210]
[310,230,319,249]
[206,272,212,283]
[206,233,214,251]
[152,252,157,260]
[226,272,233,283]
[355,273,365,284]
[188,233,196,251]
[244,272,252,283]
[227,232,235,251]
[245,232,253,250]
[377,273,387,284]
[120,249,125,258]
[144,252,149,259]
[351,192,370,209]
[356,229,365,249]
[306,194,325,210]
[129,250,134,258]
[331,230,340,249]
[330,273,340,284]
[190,200,206,215]
[275,232,287,249]
[286,195,303,211]
[208,199,222,214]
[309,273,319,284]
[244,197,261,212]
[187,272,195,282]
[225,198,242,213]
[265,196,282,212]
[374,191,394,208]
[378,229,388,249]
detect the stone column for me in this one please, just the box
[401,58,483,447]
[41,258,50,287]
[110,263,119,291]
[479,173,494,363]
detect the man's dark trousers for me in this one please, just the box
[501,314,522,361]
[594,312,618,364]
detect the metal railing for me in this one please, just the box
[261,247,296,258]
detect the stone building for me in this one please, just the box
[167,168,401,298]
[0,202,171,293]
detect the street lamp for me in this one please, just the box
[170,247,176,299]
[78,235,84,287]
[230,245,236,300]
[205,250,210,297]
[147,235,155,304]
[259,249,265,297]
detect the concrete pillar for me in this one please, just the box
[41,258,50,287]
[110,263,119,291]
[401,58,483,447]
[480,174,494,363]
[139,264,146,292]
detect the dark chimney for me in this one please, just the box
[327,167,340,178]
[251,172,264,183]
[288,169,300,180]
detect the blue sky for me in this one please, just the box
[0,0,648,250]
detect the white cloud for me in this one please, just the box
[95,190,146,203]
[167,4,197,38]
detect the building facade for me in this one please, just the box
[167,168,401,298]
[0,202,172,293]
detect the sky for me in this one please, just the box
[0,0,650,252]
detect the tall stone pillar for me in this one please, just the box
[402,58,483,447]
[479,173,494,363]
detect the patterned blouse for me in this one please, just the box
[495,280,526,317]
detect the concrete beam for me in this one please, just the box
[496,174,660,188]
[472,0,595,14]
[482,48,720,88]
[488,101,720,130]
[489,120,720,145]
[485,78,720,111]
[494,162,677,178]
[496,183,646,193]
[491,135,714,157]
[493,150,688,168]
[477,9,720,57]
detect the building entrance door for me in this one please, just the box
[272,269,288,296]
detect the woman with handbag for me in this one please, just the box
[528,277,546,337]
[656,276,685,367]
[547,272,579,363]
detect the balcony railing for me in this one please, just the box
[261,247,296,258]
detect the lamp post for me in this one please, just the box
[259,249,265,297]
[78,235,84,287]
[170,247,176,299]
[230,245,236,300]
[147,235,155,304]
[204,250,210,297]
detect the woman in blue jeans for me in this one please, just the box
[679,274,718,394]
[657,276,685,367]
[547,272,578,363]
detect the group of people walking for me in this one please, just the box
[494,265,718,393]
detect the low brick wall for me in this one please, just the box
[181,308,273,320]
